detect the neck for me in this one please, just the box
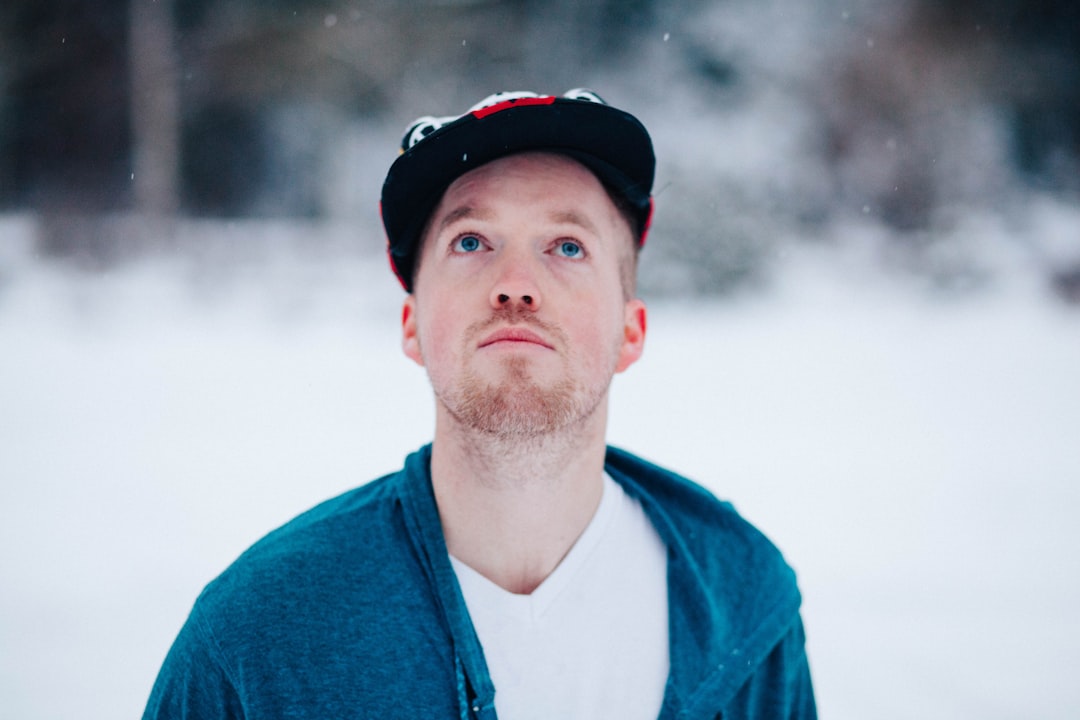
[430,399,609,595]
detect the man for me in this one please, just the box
[144,89,815,719]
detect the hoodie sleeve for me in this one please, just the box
[723,615,817,720]
[142,604,245,720]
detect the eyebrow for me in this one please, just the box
[433,206,601,237]
[548,210,599,237]
[434,205,493,235]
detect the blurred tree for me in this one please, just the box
[821,0,1079,232]
[0,0,665,219]
[130,0,181,218]
[0,0,130,213]
[920,0,1079,193]
[181,101,264,215]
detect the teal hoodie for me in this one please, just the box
[144,445,815,719]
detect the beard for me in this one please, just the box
[445,356,593,438]
[427,310,614,440]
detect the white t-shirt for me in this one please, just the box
[450,473,669,720]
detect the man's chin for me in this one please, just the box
[452,381,580,438]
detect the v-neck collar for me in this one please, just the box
[447,473,618,621]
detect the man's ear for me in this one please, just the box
[615,298,647,373]
[402,295,424,367]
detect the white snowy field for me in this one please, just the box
[2,217,1079,719]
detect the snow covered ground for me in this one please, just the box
[1,216,1079,719]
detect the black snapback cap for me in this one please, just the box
[380,89,655,292]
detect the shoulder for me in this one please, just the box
[605,447,738,521]
[146,447,462,717]
[604,445,801,619]
[193,467,421,635]
[605,446,789,564]
[238,471,401,562]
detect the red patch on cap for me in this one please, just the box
[639,197,655,248]
[471,96,556,120]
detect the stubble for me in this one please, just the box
[429,308,613,440]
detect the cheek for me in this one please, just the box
[416,308,460,374]
[571,310,625,373]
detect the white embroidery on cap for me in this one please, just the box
[563,88,605,104]
[401,89,608,151]
[403,115,458,149]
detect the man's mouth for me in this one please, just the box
[478,327,554,350]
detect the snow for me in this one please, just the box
[1,219,1079,719]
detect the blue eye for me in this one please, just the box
[556,241,583,258]
[453,235,482,252]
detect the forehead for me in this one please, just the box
[420,152,626,245]
[438,152,606,206]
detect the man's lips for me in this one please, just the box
[478,326,554,350]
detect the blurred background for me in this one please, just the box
[1,1,1079,718]
[2,0,1079,293]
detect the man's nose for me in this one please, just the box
[495,292,535,307]
[489,254,542,311]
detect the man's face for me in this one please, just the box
[401,152,647,439]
